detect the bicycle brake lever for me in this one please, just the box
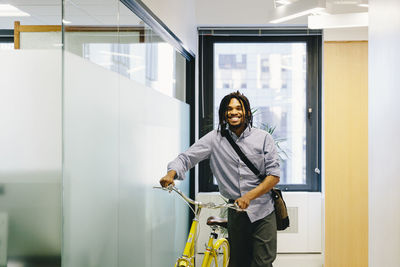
[153,185,173,192]
[165,184,175,193]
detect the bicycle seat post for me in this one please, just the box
[210,229,218,239]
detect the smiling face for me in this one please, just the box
[218,91,253,137]
[226,98,245,129]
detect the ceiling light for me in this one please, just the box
[308,12,368,29]
[268,0,326,24]
[357,0,369,8]
[271,7,325,23]
[0,4,30,17]
[62,19,72,24]
[275,0,292,6]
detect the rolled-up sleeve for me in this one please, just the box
[263,133,280,177]
[167,131,214,180]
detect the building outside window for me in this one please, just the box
[199,31,321,192]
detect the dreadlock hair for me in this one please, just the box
[218,91,253,136]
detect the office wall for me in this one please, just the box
[324,27,368,41]
[0,50,62,264]
[369,0,400,266]
[195,0,273,25]
[324,41,368,267]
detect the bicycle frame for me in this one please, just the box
[176,208,229,267]
[155,186,239,267]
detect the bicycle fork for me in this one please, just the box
[175,208,201,267]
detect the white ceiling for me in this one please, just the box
[0,0,142,29]
[269,0,368,24]
[0,0,368,29]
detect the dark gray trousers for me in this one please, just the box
[227,210,277,267]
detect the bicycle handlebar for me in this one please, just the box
[153,185,244,211]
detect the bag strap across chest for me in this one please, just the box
[224,131,265,180]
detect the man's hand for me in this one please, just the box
[159,170,176,188]
[235,195,251,209]
[234,175,280,209]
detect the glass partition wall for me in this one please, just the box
[62,1,192,267]
[0,3,62,267]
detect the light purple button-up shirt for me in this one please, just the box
[167,127,280,222]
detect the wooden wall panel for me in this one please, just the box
[324,41,368,267]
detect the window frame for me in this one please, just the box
[198,31,321,192]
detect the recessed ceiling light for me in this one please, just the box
[0,4,30,17]
[271,7,326,23]
[358,4,369,7]
[276,0,292,6]
[269,0,327,24]
[62,19,72,24]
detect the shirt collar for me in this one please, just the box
[228,126,252,140]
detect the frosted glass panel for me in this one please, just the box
[63,2,190,266]
[118,76,190,267]
[0,50,62,266]
[20,32,62,49]
[62,52,119,267]
[63,51,189,267]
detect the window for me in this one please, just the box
[0,30,14,50]
[199,30,321,192]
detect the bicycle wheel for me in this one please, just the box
[209,238,229,267]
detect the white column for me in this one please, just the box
[369,0,400,266]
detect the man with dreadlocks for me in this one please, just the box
[160,91,280,267]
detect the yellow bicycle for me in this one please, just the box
[154,185,241,267]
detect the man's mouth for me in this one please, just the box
[229,116,241,123]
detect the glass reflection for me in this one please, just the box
[64,16,185,101]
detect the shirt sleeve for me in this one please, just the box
[167,130,214,180]
[263,133,281,177]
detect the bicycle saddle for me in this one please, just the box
[206,216,228,228]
